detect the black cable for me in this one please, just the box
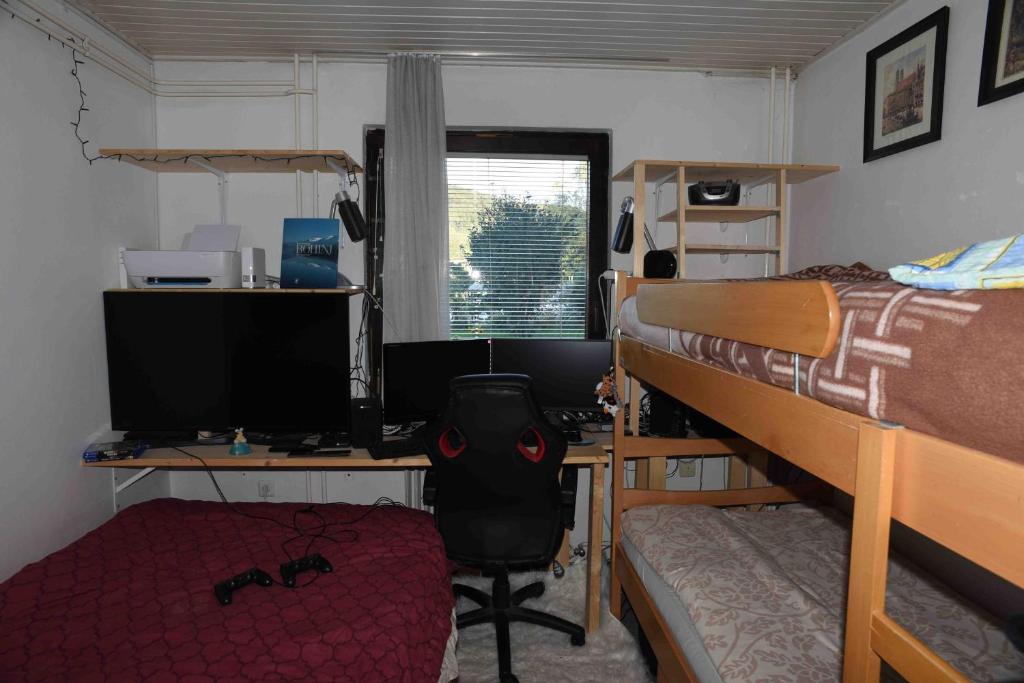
[69,48,103,165]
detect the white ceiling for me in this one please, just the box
[71,0,900,74]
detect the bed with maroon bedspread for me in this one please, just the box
[0,499,456,682]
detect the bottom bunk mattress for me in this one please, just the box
[0,498,457,682]
[621,504,1024,682]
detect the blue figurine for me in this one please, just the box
[229,428,252,456]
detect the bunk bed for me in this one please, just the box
[0,498,459,682]
[608,270,1024,682]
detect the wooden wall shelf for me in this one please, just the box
[108,287,365,295]
[98,149,363,174]
[658,205,781,224]
[613,160,838,187]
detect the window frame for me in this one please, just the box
[363,128,610,394]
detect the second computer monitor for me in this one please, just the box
[382,339,491,423]
[491,339,612,412]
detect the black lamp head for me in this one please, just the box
[336,191,368,243]
[611,196,634,254]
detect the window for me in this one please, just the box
[447,156,590,339]
[363,129,608,392]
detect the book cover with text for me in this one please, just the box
[281,218,340,288]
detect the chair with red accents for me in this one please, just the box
[422,373,584,683]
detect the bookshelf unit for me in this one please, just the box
[612,160,838,276]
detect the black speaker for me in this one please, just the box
[643,250,677,278]
[350,397,382,447]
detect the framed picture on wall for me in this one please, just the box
[979,0,1024,105]
[863,7,949,163]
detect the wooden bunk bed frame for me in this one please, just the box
[608,272,1024,683]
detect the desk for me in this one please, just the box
[84,441,608,633]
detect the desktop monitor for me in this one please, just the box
[490,339,612,412]
[104,292,350,434]
[382,339,491,423]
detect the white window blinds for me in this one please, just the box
[447,156,590,340]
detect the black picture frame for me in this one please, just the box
[979,0,1024,106]
[863,7,949,163]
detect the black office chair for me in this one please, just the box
[422,374,585,683]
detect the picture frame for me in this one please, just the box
[979,0,1024,106]
[863,7,949,163]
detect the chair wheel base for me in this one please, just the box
[500,674,519,683]
[571,633,586,646]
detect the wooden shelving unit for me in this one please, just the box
[657,205,781,224]
[98,149,363,174]
[614,160,838,277]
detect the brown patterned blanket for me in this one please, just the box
[619,265,1024,463]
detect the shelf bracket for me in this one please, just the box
[188,157,229,225]
[114,467,156,494]
[325,158,354,191]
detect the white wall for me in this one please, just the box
[790,0,1024,270]
[0,14,158,580]
[154,60,777,532]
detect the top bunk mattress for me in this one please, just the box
[618,265,1024,461]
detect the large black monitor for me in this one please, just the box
[491,339,612,412]
[382,339,491,423]
[104,292,350,434]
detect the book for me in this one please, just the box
[281,218,340,288]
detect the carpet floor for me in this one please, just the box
[451,561,653,683]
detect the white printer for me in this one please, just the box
[122,225,254,289]
[123,250,242,289]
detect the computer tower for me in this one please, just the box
[647,389,687,437]
[350,397,382,447]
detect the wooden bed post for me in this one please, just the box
[630,163,653,489]
[610,271,629,619]
[842,422,898,683]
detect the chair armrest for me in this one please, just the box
[560,465,579,530]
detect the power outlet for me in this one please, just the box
[677,460,697,478]
[258,480,274,498]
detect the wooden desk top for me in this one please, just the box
[82,438,609,469]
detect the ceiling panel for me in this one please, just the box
[71,0,900,74]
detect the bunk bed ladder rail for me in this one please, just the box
[843,422,968,683]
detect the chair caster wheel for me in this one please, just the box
[500,673,519,683]
[571,633,586,646]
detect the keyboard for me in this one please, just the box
[368,437,426,460]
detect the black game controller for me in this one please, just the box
[214,568,273,605]
[279,553,333,587]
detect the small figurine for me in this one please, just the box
[229,428,252,456]
[594,369,620,417]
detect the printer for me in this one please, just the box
[122,225,243,289]
[123,250,242,289]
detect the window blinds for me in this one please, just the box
[447,156,590,340]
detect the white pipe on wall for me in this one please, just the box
[294,54,303,217]
[767,66,776,164]
[782,67,792,164]
[313,54,320,219]
[9,0,319,99]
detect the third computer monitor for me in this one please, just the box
[490,339,611,413]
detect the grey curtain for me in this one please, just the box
[383,54,449,342]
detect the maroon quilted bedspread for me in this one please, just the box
[0,499,454,682]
